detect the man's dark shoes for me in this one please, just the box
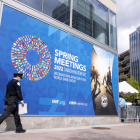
[16,128,26,133]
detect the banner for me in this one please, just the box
[0,5,118,115]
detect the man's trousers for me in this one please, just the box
[0,97,22,130]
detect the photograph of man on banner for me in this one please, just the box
[90,46,117,115]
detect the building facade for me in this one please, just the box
[0,0,119,130]
[130,27,140,83]
[118,49,130,78]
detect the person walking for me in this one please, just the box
[0,73,26,133]
[107,66,112,86]
[134,98,140,122]
[119,95,126,122]
[91,66,96,83]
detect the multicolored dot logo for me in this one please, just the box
[11,35,52,81]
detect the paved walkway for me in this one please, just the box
[0,122,140,140]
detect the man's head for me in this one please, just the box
[119,95,123,98]
[108,66,110,70]
[135,99,139,102]
[13,73,23,80]
[93,66,95,70]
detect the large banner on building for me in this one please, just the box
[0,5,118,115]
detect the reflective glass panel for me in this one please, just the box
[43,0,70,25]
[92,0,109,45]
[110,10,117,49]
[72,0,93,37]
[18,0,42,12]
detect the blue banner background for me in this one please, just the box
[0,5,118,115]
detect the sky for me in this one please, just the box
[117,0,140,54]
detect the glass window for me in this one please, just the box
[134,33,135,40]
[137,34,138,50]
[17,0,42,12]
[43,0,70,25]
[92,0,109,45]
[110,10,117,49]
[72,0,92,37]
[139,31,140,40]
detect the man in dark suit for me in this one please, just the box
[107,66,112,86]
[0,73,26,133]
[91,66,101,92]
[91,66,96,83]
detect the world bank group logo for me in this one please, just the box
[11,35,52,81]
[101,95,108,108]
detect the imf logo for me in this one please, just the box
[52,100,65,105]
[101,95,108,108]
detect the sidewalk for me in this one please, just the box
[0,122,140,140]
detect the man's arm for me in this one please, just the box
[15,81,24,106]
[4,85,9,109]
[5,85,8,105]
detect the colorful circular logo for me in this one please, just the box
[11,35,52,81]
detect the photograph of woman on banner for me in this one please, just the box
[90,46,117,115]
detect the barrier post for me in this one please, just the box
[126,105,128,123]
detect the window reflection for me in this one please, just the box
[43,0,70,25]
[72,0,92,37]
[17,0,117,48]
[92,0,109,45]
[18,0,42,12]
[72,0,109,45]
[110,10,117,50]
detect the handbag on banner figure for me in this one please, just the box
[0,73,26,133]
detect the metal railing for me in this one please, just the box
[119,106,140,122]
